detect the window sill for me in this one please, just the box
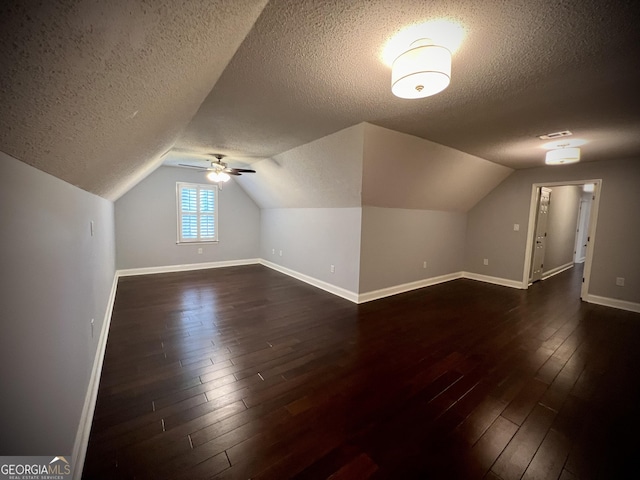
[176,241,219,245]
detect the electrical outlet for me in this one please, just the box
[279,250,283,257]
[616,277,625,286]
[483,258,489,266]
[423,261,427,269]
[330,264,335,273]
[197,247,203,254]
[272,248,275,255]
[91,318,95,338]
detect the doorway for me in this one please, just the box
[522,179,601,300]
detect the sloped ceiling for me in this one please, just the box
[235,124,364,209]
[362,124,513,212]
[229,122,512,211]
[1,0,639,205]
[0,0,268,200]
[172,0,640,168]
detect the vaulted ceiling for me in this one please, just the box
[0,0,268,199]
[2,0,639,203]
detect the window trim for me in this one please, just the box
[176,182,219,244]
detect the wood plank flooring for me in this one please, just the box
[82,264,640,479]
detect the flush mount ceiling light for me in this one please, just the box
[541,138,588,150]
[391,38,451,99]
[545,145,581,165]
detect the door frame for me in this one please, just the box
[521,179,602,299]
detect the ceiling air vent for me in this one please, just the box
[538,130,573,140]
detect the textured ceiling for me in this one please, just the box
[235,124,365,209]
[2,0,639,203]
[174,0,640,169]
[0,0,268,200]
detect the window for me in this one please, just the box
[176,182,218,243]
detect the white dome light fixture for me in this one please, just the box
[391,38,451,99]
[545,146,581,165]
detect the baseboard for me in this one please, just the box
[541,262,574,280]
[259,260,359,303]
[117,258,260,277]
[357,272,464,303]
[461,272,525,289]
[71,272,119,480]
[258,263,526,304]
[584,294,640,313]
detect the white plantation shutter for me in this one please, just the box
[177,183,218,242]
[199,188,216,239]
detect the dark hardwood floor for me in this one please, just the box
[82,264,640,479]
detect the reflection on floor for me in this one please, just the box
[83,263,640,479]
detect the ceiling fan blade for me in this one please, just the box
[226,171,242,176]
[224,168,256,174]
[178,163,209,170]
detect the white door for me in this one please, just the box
[530,187,551,283]
[574,199,591,263]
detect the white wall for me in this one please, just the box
[260,208,362,294]
[115,166,260,269]
[359,207,466,293]
[465,158,640,304]
[240,122,509,299]
[544,185,581,274]
[0,152,115,455]
[234,124,365,298]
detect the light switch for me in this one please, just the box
[513,224,520,231]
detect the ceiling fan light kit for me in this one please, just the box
[207,170,230,182]
[545,146,581,165]
[177,153,256,183]
[391,38,451,99]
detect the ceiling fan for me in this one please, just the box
[178,153,256,183]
